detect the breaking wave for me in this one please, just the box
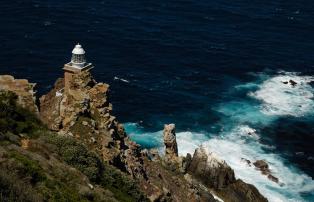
[250,73,314,117]
[124,71,314,202]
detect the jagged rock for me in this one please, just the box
[0,75,38,114]
[143,156,218,202]
[188,146,236,190]
[254,160,281,185]
[253,160,270,174]
[163,124,178,158]
[148,149,161,161]
[39,71,147,183]
[187,148,267,201]
[162,124,191,173]
[181,153,192,173]
[39,78,64,130]
[267,174,279,183]
[116,123,126,139]
[122,140,147,180]
[289,79,297,86]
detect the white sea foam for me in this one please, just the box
[124,123,207,155]
[175,126,314,202]
[250,73,314,117]
[124,72,314,202]
[176,131,208,156]
[125,123,314,202]
[234,125,260,140]
[114,76,130,83]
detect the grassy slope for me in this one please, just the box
[0,90,147,202]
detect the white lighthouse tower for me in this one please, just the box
[64,43,93,71]
[71,44,86,68]
[63,43,94,92]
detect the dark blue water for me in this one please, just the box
[1,1,314,201]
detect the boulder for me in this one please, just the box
[289,79,297,86]
[253,160,269,173]
[267,174,279,183]
[253,160,281,185]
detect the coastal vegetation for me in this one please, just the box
[0,90,147,202]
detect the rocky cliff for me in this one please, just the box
[0,75,38,114]
[0,72,268,202]
[39,70,146,180]
[38,72,219,201]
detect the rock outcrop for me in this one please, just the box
[289,79,297,86]
[253,160,270,174]
[163,124,178,160]
[188,146,236,189]
[0,75,38,114]
[253,160,280,184]
[141,151,218,202]
[187,147,267,202]
[162,124,191,173]
[39,71,146,181]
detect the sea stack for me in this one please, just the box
[163,124,178,160]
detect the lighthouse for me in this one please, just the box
[63,43,94,92]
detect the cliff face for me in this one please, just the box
[39,71,146,180]
[1,72,268,202]
[38,72,218,201]
[0,87,145,201]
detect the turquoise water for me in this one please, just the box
[1,1,314,201]
[125,72,314,202]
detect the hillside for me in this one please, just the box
[0,90,146,202]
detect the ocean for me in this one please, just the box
[0,1,313,201]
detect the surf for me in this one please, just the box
[125,71,314,202]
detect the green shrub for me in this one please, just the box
[0,90,42,138]
[100,165,147,202]
[44,134,147,201]
[0,90,147,201]
[42,179,89,202]
[44,134,103,182]
[9,151,46,184]
[0,168,43,202]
